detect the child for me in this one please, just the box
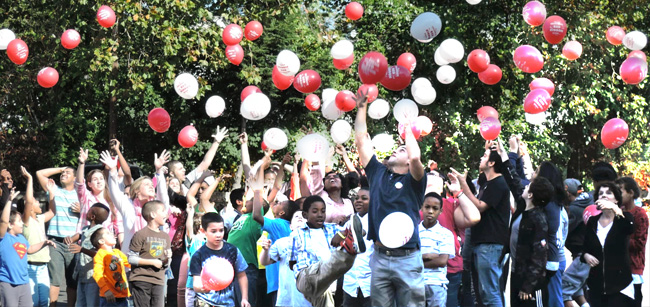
[342,187,374,307]
[190,212,250,307]
[128,200,172,307]
[289,195,365,307]
[0,188,54,307]
[92,227,131,307]
[419,192,455,307]
[182,200,206,307]
[70,203,111,306]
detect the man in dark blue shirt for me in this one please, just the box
[354,90,427,307]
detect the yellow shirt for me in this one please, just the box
[93,248,131,298]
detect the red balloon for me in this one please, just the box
[272,65,294,90]
[225,44,244,65]
[293,70,322,93]
[305,94,321,111]
[398,122,421,140]
[222,24,243,46]
[513,45,544,73]
[397,52,417,73]
[467,49,490,73]
[542,15,567,45]
[201,257,234,291]
[61,29,81,49]
[606,26,626,45]
[6,39,29,65]
[478,64,502,85]
[522,1,547,27]
[380,65,411,91]
[529,78,555,96]
[477,106,499,122]
[479,117,501,141]
[260,142,276,153]
[619,57,648,85]
[148,108,171,133]
[178,125,199,148]
[582,204,602,224]
[244,21,263,41]
[333,53,354,70]
[335,90,356,112]
[97,5,116,28]
[524,89,552,114]
[562,41,582,60]
[37,67,59,88]
[345,2,364,21]
[357,84,378,103]
[241,85,262,102]
[601,118,629,149]
[628,50,647,62]
[358,51,388,84]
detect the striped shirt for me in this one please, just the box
[290,223,343,277]
[47,186,80,238]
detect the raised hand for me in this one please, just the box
[78,148,89,164]
[110,139,121,152]
[449,167,468,186]
[354,88,369,108]
[238,132,248,144]
[281,152,292,165]
[154,150,171,173]
[212,126,229,143]
[335,144,347,156]
[20,166,31,180]
[100,150,118,170]
[46,179,56,193]
[447,172,462,194]
[261,238,271,250]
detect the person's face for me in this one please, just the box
[173,163,186,181]
[618,184,633,205]
[168,178,181,194]
[304,201,326,228]
[203,222,225,246]
[88,172,106,194]
[290,210,306,230]
[60,168,75,185]
[422,197,442,225]
[138,179,155,199]
[387,146,409,167]
[354,190,370,216]
[0,170,13,189]
[271,200,285,217]
[264,172,276,186]
[324,173,342,191]
[479,150,491,172]
[32,202,43,215]
[597,186,616,203]
[522,183,531,200]
[152,204,168,225]
[101,229,116,247]
[9,214,24,234]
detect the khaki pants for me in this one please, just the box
[296,250,356,307]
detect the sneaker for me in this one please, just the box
[341,215,366,254]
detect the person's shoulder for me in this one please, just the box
[434,223,454,237]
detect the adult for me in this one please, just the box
[35,165,80,306]
[300,154,354,225]
[354,89,427,306]
[581,182,634,306]
[615,177,648,307]
[0,169,14,210]
[342,187,374,307]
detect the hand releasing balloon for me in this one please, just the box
[178,125,199,148]
[479,117,501,141]
[601,118,629,149]
[37,67,59,88]
[148,108,171,133]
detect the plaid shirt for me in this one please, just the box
[290,223,344,277]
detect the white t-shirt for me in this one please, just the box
[269,237,313,307]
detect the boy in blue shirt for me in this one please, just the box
[0,188,54,306]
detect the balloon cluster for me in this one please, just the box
[605,26,648,85]
[223,21,264,65]
[466,49,502,85]
[476,107,501,140]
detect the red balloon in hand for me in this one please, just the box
[335,90,356,112]
[6,39,29,65]
[244,21,263,41]
[345,2,364,20]
[37,67,59,88]
[601,118,629,149]
[97,5,116,28]
[148,108,171,133]
[61,29,81,49]
[201,258,234,291]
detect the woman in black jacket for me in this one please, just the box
[581,182,635,307]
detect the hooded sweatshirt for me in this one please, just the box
[564,192,594,255]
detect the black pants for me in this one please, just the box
[131,280,165,307]
[589,291,634,307]
[634,283,643,307]
[343,288,371,307]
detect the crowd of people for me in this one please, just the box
[0,92,648,307]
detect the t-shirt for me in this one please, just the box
[0,233,30,285]
[269,237,313,307]
[227,213,262,267]
[190,242,248,307]
[128,227,171,285]
[320,190,354,225]
[420,222,455,285]
[437,198,463,274]
[185,232,207,288]
[74,224,103,282]
[24,215,49,262]
[47,186,80,238]
[93,248,131,298]
[472,175,510,246]
[364,155,427,249]
[262,217,291,293]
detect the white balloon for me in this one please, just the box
[436,65,456,84]
[240,92,271,120]
[393,99,419,123]
[466,0,482,4]
[623,31,648,51]
[263,128,288,150]
[276,50,301,76]
[368,99,390,119]
[0,29,16,50]
[434,47,450,66]
[322,88,338,103]
[525,112,547,126]
[439,39,465,63]
[372,134,396,153]
[174,73,199,99]
[331,40,354,59]
[297,134,330,162]
[205,95,226,118]
[378,212,414,248]
[410,12,442,42]
[413,86,437,105]
[330,120,352,144]
[411,77,433,97]
[321,89,344,120]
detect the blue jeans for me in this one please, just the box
[28,263,50,307]
[446,272,462,307]
[548,260,565,307]
[100,296,130,307]
[77,280,100,307]
[473,244,504,307]
[425,284,447,307]
[370,247,425,307]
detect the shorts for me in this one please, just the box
[48,239,77,288]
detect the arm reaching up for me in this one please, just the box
[403,121,424,181]
[21,166,35,225]
[239,132,251,180]
[195,127,229,174]
[353,89,374,167]
[111,139,133,186]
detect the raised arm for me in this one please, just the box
[21,167,35,225]
[154,150,171,209]
[252,155,271,226]
[451,167,489,212]
[101,151,134,218]
[336,145,358,174]
[187,171,212,207]
[448,171,481,228]
[76,148,88,185]
[111,139,133,186]
[44,179,57,219]
[36,167,65,192]
[0,189,18,238]
[404,121,424,181]
[195,127,229,174]
[259,238,275,266]
[239,132,251,180]
[353,89,374,167]
[267,154,291,204]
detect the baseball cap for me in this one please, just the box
[564,178,582,196]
